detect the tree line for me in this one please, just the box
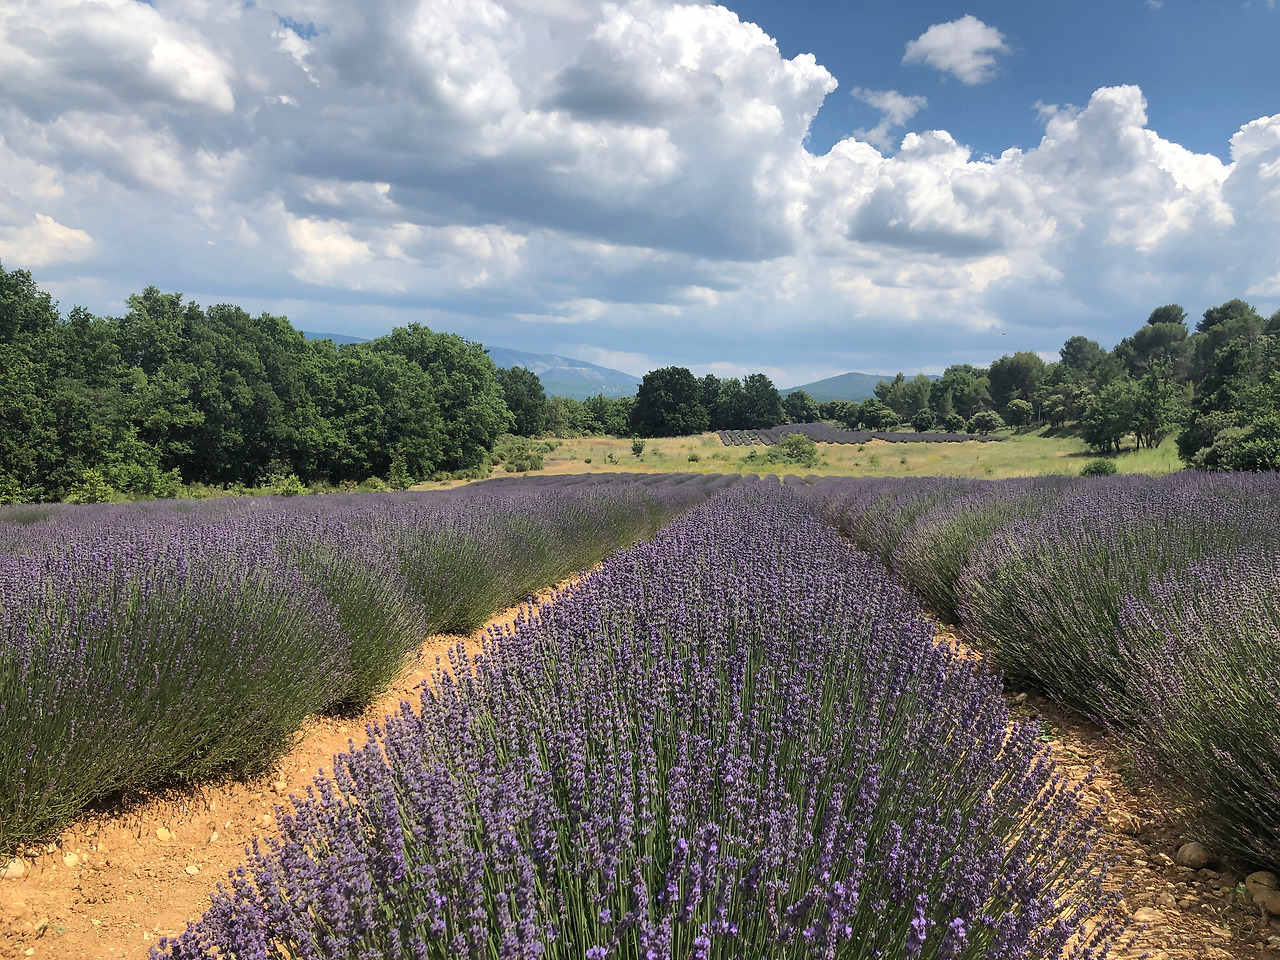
[1,265,528,502]
[860,299,1280,469]
[4,255,1277,504]
[495,364,821,441]
[573,298,1280,472]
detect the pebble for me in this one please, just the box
[2,857,27,881]
[1256,889,1280,914]
[1132,906,1162,923]
[1174,841,1212,869]
[1249,871,1280,897]
[185,865,200,875]
[156,827,172,841]
[272,780,288,794]
[61,852,79,868]
[1155,892,1178,909]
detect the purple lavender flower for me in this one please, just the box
[156,483,1120,960]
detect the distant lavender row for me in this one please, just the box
[717,422,1005,446]
[159,484,1119,960]
[0,474,726,855]
[802,472,1280,872]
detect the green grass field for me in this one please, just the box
[530,428,1183,480]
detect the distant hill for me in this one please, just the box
[302,331,369,345]
[484,346,641,401]
[302,332,639,401]
[783,371,938,403]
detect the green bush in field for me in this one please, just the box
[276,474,307,497]
[1080,457,1118,477]
[493,435,546,473]
[967,410,1005,435]
[766,433,819,468]
[66,469,114,504]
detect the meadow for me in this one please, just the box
[535,429,1183,480]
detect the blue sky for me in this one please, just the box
[735,1,1279,161]
[0,0,1277,386]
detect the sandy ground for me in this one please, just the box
[1006,686,1279,960]
[0,594,554,960]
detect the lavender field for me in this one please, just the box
[807,471,1280,878]
[5,470,1279,958]
[0,474,727,855]
[158,484,1121,960]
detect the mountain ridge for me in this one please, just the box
[301,332,640,401]
[783,370,938,403]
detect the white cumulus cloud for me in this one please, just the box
[902,15,1010,85]
[850,87,928,151]
[0,0,1275,383]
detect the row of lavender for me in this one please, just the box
[805,472,1280,874]
[159,483,1120,960]
[0,473,733,856]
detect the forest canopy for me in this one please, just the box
[0,264,527,501]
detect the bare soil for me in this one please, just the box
[1008,687,1280,959]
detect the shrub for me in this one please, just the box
[275,474,307,497]
[631,438,646,457]
[1117,552,1280,870]
[0,477,723,855]
[943,413,968,433]
[957,474,1280,718]
[764,432,819,468]
[809,477,982,563]
[388,454,412,490]
[1080,457,1118,477]
[160,486,1120,960]
[493,435,545,473]
[892,477,1082,622]
[967,410,1005,435]
[910,408,937,432]
[0,515,348,852]
[66,469,114,504]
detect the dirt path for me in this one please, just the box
[936,627,1275,958]
[0,593,555,960]
[1022,688,1280,960]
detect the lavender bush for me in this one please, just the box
[956,473,1280,718]
[0,517,349,853]
[159,485,1119,960]
[376,483,712,635]
[0,476,720,855]
[891,477,1082,623]
[808,477,982,563]
[1116,552,1280,870]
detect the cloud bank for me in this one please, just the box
[0,0,1276,382]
